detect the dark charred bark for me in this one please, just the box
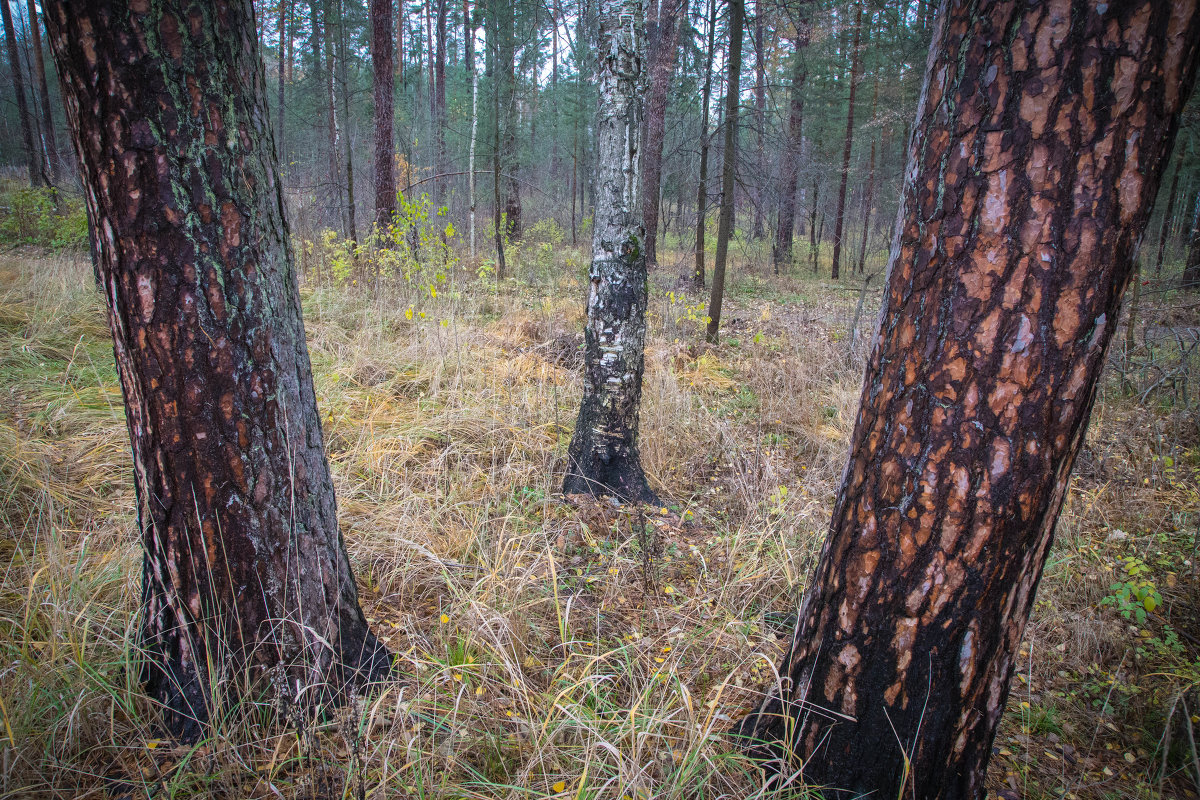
[27,0,59,181]
[772,20,808,274]
[43,0,391,741]
[829,1,862,280]
[641,0,685,268]
[692,0,717,287]
[705,0,743,344]
[372,0,396,231]
[564,0,655,506]
[2,0,44,187]
[736,3,1200,798]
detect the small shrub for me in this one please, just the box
[0,186,88,249]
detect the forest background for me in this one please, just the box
[1,0,1200,797]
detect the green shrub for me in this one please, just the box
[0,186,88,249]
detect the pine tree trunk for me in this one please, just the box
[641,0,685,268]
[856,76,878,276]
[772,21,808,274]
[43,0,391,741]
[736,3,1200,797]
[372,0,396,232]
[26,0,58,182]
[490,0,506,279]
[465,0,477,257]
[336,0,357,244]
[564,0,655,505]
[692,0,717,287]
[321,0,344,233]
[706,0,743,344]
[434,0,447,206]
[499,0,521,239]
[750,0,765,240]
[1153,152,1182,276]
[2,0,44,187]
[277,0,289,164]
[1185,191,1200,290]
[829,1,862,280]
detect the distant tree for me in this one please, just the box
[563,0,656,505]
[26,0,59,181]
[828,0,863,280]
[772,12,808,274]
[692,0,717,287]
[1186,191,1200,289]
[705,0,743,343]
[641,0,686,268]
[371,0,397,231]
[2,0,44,186]
[43,0,390,740]
[737,2,1200,797]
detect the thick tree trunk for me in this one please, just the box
[641,0,685,268]
[736,3,1200,798]
[772,22,808,274]
[43,0,391,741]
[705,0,743,344]
[26,0,59,182]
[564,0,655,505]
[829,1,862,280]
[692,0,717,287]
[372,0,397,231]
[2,0,44,187]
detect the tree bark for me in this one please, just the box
[465,0,477,257]
[321,0,345,233]
[372,0,397,231]
[736,3,1200,798]
[26,0,59,181]
[856,75,879,276]
[829,0,863,280]
[640,0,685,268]
[43,0,391,741]
[1185,189,1200,290]
[2,0,44,187]
[489,0,506,279]
[434,0,447,206]
[692,0,717,287]
[705,0,743,344]
[499,0,521,239]
[772,19,809,274]
[563,0,655,505]
[335,0,357,244]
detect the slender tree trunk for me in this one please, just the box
[773,20,808,274]
[705,0,743,344]
[550,0,561,180]
[693,0,717,287]
[856,76,878,276]
[490,1,506,280]
[371,0,396,232]
[829,1,863,279]
[750,0,765,240]
[564,0,655,505]
[736,3,1200,797]
[2,0,44,187]
[465,0,477,257]
[1154,151,1183,276]
[571,111,579,246]
[321,0,344,233]
[43,0,391,741]
[336,0,357,244]
[26,0,58,181]
[276,0,289,163]
[641,0,685,268]
[1185,190,1200,290]
[499,0,521,239]
[434,0,447,206]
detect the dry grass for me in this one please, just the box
[0,241,1197,800]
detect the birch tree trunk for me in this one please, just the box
[563,0,656,505]
[736,3,1200,797]
[43,0,391,741]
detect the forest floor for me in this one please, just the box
[1,233,1198,800]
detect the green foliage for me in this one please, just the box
[1100,555,1162,624]
[0,186,88,249]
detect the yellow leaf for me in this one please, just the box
[440,614,450,624]
[552,781,566,793]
